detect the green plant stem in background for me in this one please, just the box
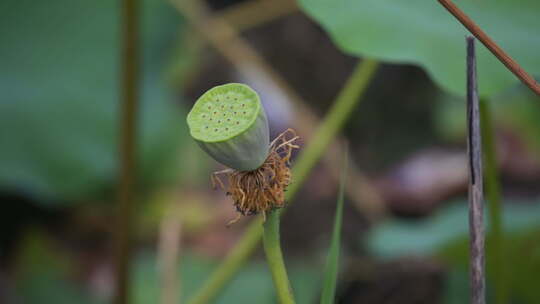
[187,58,379,304]
[320,147,347,304]
[286,59,378,197]
[114,0,139,303]
[263,210,296,304]
[479,99,507,304]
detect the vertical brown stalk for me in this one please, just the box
[114,0,139,303]
[466,36,485,304]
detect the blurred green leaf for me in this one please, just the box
[368,201,540,303]
[490,88,540,153]
[132,252,319,304]
[320,151,347,304]
[14,236,320,304]
[0,0,188,204]
[434,92,467,143]
[14,230,103,304]
[367,200,540,259]
[441,267,469,304]
[439,226,540,304]
[299,0,540,97]
[435,86,540,150]
[17,271,103,304]
[504,229,540,304]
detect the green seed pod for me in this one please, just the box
[187,83,270,171]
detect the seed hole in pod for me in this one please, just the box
[227,118,230,122]
[209,118,213,121]
[236,121,240,125]
[202,114,206,118]
[213,111,217,115]
[230,106,233,109]
[205,126,208,129]
[214,129,218,132]
[243,111,246,114]
[234,112,237,115]
[242,104,245,107]
[225,128,229,131]
[218,120,221,123]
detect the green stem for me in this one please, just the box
[263,210,295,304]
[320,147,347,304]
[287,59,379,196]
[187,59,379,304]
[479,99,506,304]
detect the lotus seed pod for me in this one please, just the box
[187,83,270,171]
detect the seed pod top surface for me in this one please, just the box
[187,83,262,143]
[187,83,270,171]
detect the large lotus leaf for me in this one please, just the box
[299,0,540,97]
[0,0,188,204]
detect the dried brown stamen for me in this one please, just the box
[211,129,300,226]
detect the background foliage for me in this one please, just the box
[299,0,540,97]
[1,0,539,303]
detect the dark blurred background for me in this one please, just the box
[1,0,539,303]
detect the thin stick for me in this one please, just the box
[113,0,139,303]
[466,36,485,304]
[438,0,540,96]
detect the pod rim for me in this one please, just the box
[187,83,263,143]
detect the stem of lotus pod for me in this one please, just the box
[187,83,299,301]
[263,209,295,304]
[186,59,379,304]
